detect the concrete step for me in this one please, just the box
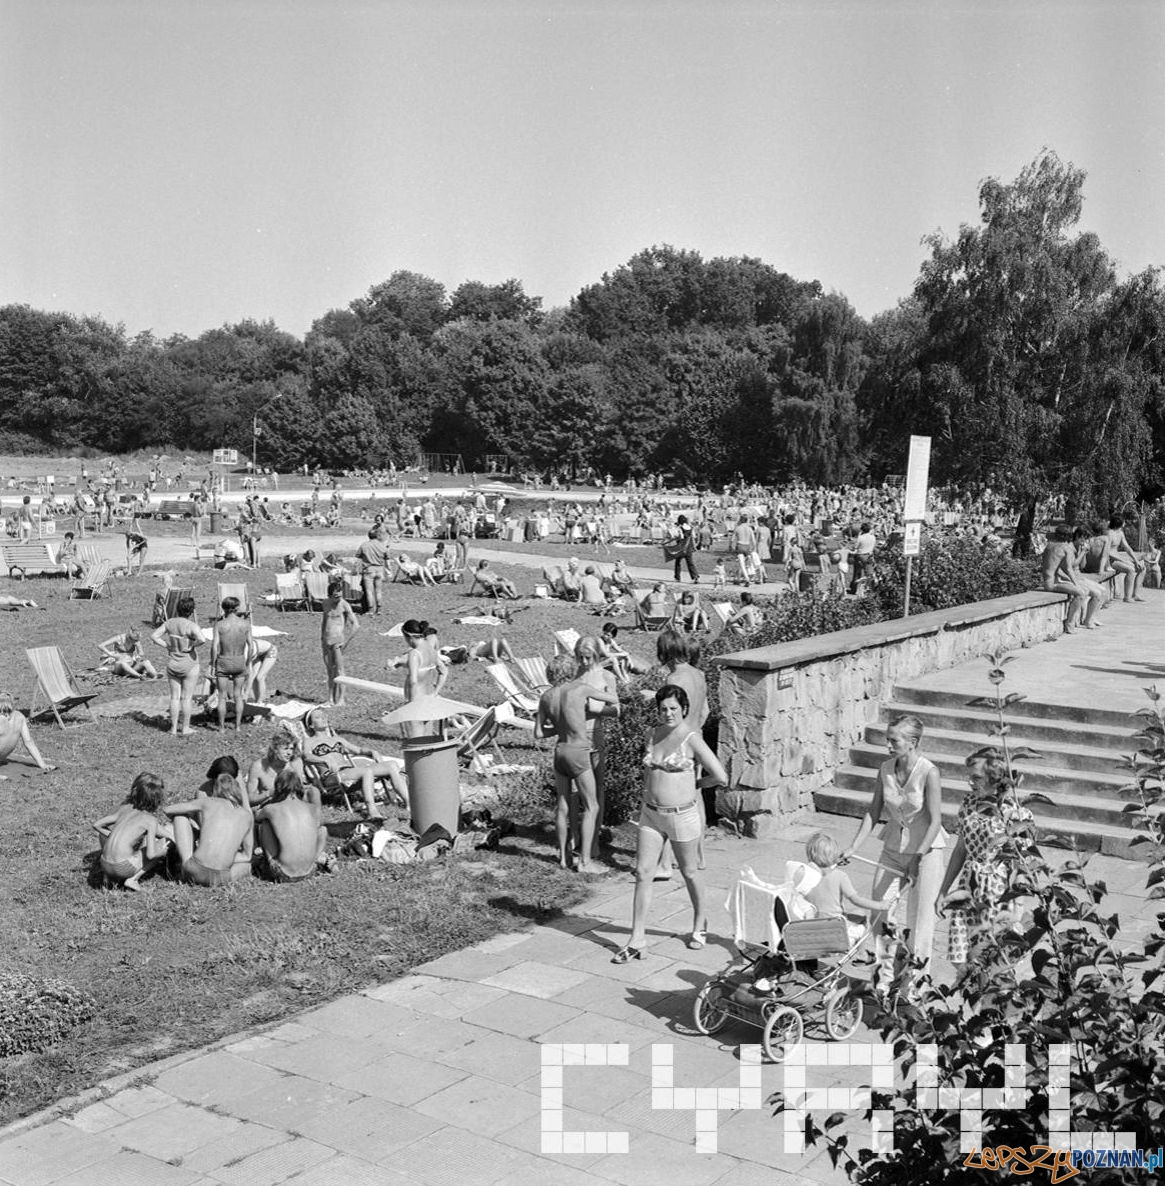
[864,722,1133,776]
[815,781,1140,859]
[891,684,1137,730]
[844,745,1130,801]
[879,701,1141,756]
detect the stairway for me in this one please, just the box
[815,682,1147,858]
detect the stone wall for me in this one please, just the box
[713,591,1070,837]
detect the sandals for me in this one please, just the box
[687,930,707,950]
[611,946,643,964]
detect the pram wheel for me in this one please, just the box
[762,1005,803,1063]
[824,988,862,1040]
[692,978,730,1035]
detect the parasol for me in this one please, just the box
[380,694,486,726]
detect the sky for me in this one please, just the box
[2,0,1163,340]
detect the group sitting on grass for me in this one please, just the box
[93,748,336,891]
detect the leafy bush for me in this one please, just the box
[603,678,664,825]
[867,533,1038,619]
[0,973,96,1058]
[781,661,1165,1183]
[485,760,555,825]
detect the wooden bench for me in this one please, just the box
[3,542,64,579]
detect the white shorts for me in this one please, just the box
[639,800,701,844]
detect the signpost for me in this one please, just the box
[902,436,931,618]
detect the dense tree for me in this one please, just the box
[350,272,447,340]
[448,279,541,325]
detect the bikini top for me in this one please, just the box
[643,730,697,773]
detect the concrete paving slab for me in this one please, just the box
[432,1028,553,1088]
[298,994,421,1037]
[480,959,594,999]
[381,1126,530,1186]
[518,1062,651,1115]
[104,1083,175,1120]
[371,1014,488,1057]
[222,1079,361,1131]
[281,1095,443,1161]
[414,949,541,982]
[102,1101,246,1161]
[330,1050,468,1105]
[178,1124,289,1175]
[0,1123,120,1186]
[590,1130,732,1186]
[495,1105,625,1170]
[459,991,579,1039]
[61,1100,124,1135]
[51,1150,204,1186]
[201,1135,335,1186]
[152,1051,289,1109]
[288,1153,416,1186]
[707,1160,807,1185]
[240,1033,386,1080]
[534,1012,667,1052]
[413,1073,543,1136]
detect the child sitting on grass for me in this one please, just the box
[93,772,174,891]
[803,831,892,946]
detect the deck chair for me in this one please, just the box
[77,544,101,575]
[436,556,467,584]
[485,663,539,716]
[468,569,503,598]
[274,572,306,611]
[217,582,249,614]
[454,705,507,766]
[161,586,194,623]
[512,656,550,694]
[69,559,112,600]
[27,646,97,729]
[302,571,329,610]
[710,602,734,630]
[553,627,582,657]
[634,588,673,631]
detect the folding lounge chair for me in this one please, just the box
[468,570,503,598]
[68,559,112,600]
[274,572,306,611]
[634,589,672,631]
[553,628,581,657]
[512,656,550,694]
[710,602,734,630]
[163,587,195,622]
[303,571,329,611]
[485,663,540,717]
[27,646,97,729]
[217,582,249,613]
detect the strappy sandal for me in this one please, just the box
[686,930,707,950]
[611,946,643,964]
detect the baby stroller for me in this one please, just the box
[691,858,905,1062]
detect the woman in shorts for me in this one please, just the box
[612,684,726,963]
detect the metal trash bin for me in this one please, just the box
[209,511,224,533]
[402,736,461,836]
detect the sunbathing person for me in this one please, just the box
[0,595,42,611]
[559,558,583,600]
[93,771,173,891]
[247,732,306,808]
[672,590,709,633]
[395,553,438,586]
[473,560,520,599]
[99,627,160,680]
[301,706,408,818]
[0,692,55,779]
[253,769,327,882]
[579,565,606,607]
[165,773,254,887]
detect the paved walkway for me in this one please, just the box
[1,799,1157,1186]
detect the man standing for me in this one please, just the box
[670,515,699,584]
[849,522,877,594]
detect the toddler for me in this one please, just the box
[803,831,891,946]
[712,559,727,591]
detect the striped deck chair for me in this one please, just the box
[553,628,581,657]
[302,571,329,610]
[274,572,306,611]
[27,646,97,729]
[634,588,672,631]
[512,656,550,695]
[217,582,249,614]
[161,587,195,623]
[69,559,112,600]
[485,663,539,717]
[710,602,734,629]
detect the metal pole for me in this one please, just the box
[252,415,258,479]
[903,554,913,619]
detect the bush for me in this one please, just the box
[867,533,1038,618]
[485,760,555,825]
[0,973,95,1058]
[603,678,664,825]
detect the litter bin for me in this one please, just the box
[402,736,461,836]
[209,511,224,534]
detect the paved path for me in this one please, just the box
[1,800,1158,1186]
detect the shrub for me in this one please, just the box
[485,760,555,825]
[867,533,1038,618]
[0,973,96,1058]
[603,678,664,825]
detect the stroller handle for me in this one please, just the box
[841,851,915,888]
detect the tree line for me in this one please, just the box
[2,151,1161,514]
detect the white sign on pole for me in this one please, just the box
[903,435,931,522]
[212,448,238,466]
[903,521,922,556]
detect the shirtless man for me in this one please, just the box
[321,579,358,706]
[1041,529,1099,631]
[0,692,55,779]
[253,769,327,882]
[246,732,306,808]
[535,655,619,874]
[93,771,173,890]
[211,597,254,731]
[165,775,254,887]
[1106,515,1147,603]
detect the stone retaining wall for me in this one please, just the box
[713,591,1070,837]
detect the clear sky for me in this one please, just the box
[2,0,1163,339]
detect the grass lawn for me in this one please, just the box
[0,554,671,1126]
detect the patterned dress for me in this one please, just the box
[946,795,1033,964]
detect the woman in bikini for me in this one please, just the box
[535,655,620,874]
[321,579,358,706]
[847,713,947,964]
[389,620,450,738]
[151,594,202,736]
[211,597,253,733]
[613,683,727,962]
[300,707,407,819]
